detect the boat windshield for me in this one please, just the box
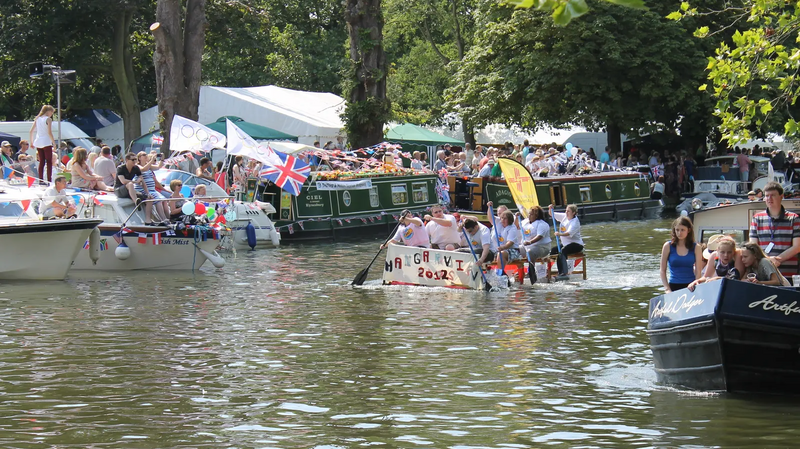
[0,202,24,217]
[154,169,228,197]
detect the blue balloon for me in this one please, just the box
[565,142,574,151]
[181,202,195,215]
[180,185,192,198]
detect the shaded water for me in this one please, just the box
[1,218,799,448]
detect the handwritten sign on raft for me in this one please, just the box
[382,245,483,289]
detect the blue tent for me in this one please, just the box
[69,109,122,137]
[0,131,20,148]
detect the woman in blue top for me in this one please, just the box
[660,216,704,292]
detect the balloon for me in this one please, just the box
[224,211,237,222]
[182,202,195,215]
[195,202,207,215]
[207,208,216,219]
[680,210,688,217]
[565,142,573,151]
[180,185,192,198]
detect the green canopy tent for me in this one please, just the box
[205,116,297,141]
[385,123,465,167]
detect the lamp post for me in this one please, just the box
[29,63,75,150]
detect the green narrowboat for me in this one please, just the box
[261,174,441,240]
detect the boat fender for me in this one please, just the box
[115,240,131,260]
[198,248,226,268]
[88,228,101,265]
[245,222,257,250]
[270,228,280,246]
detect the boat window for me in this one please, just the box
[579,185,592,203]
[369,187,380,207]
[0,202,23,217]
[412,182,428,203]
[155,169,227,196]
[391,184,408,205]
[95,203,120,223]
[634,182,641,196]
[700,230,745,245]
[605,184,612,199]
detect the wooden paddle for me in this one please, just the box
[352,211,408,286]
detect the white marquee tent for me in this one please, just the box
[97,85,346,148]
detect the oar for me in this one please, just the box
[462,228,491,291]
[352,211,407,286]
[488,204,505,276]
[551,206,562,253]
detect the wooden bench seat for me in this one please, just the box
[488,253,587,284]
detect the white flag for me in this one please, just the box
[169,115,226,154]
[226,119,281,166]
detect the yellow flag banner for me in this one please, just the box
[497,157,539,214]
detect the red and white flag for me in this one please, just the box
[138,233,148,244]
[152,233,162,245]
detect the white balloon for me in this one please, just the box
[680,210,688,216]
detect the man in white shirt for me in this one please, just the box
[93,146,117,187]
[424,205,461,249]
[40,176,76,218]
[478,159,494,177]
[460,218,497,265]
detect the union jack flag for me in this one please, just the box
[258,149,310,196]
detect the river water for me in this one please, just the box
[1,217,799,448]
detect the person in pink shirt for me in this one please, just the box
[381,210,431,249]
[736,147,751,187]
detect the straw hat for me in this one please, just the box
[702,234,727,260]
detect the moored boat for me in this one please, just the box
[0,189,102,280]
[647,279,800,394]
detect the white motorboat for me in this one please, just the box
[154,169,280,250]
[70,191,225,271]
[687,155,792,199]
[690,197,800,244]
[0,188,102,280]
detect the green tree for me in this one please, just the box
[0,0,155,146]
[447,0,713,152]
[672,1,800,143]
[384,0,477,145]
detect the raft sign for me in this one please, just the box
[382,245,483,289]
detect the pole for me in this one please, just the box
[56,71,62,150]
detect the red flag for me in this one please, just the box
[20,200,30,211]
[138,233,147,244]
[26,176,34,187]
[93,196,102,206]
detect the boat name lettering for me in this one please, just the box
[306,194,323,201]
[748,295,800,316]
[161,238,190,245]
[391,250,464,271]
[650,293,705,319]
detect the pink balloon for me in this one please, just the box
[195,203,207,215]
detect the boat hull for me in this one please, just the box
[0,219,103,280]
[647,279,800,394]
[71,225,222,270]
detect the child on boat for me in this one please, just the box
[740,242,790,286]
[687,235,744,291]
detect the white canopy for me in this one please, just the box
[96,85,347,148]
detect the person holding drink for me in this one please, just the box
[740,242,789,286]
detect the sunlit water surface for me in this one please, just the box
[1,218,798,448]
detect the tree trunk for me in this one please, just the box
[461,121,475,149]
[606,122,622,157]
[110,11,141,152]
[343,0,390,149]
[151,0,206,153]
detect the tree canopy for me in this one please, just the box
[446,0,716,151]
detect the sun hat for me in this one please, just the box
[747,190,756,196]
[702,234,730,260]
[1,141,10,147]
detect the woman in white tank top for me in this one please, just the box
[29,105,55,183]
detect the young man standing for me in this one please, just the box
[749,181,800,278]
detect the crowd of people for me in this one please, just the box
[661,181,800,292]
[381,201,585,283]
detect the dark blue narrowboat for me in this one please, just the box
[647,279,800,393]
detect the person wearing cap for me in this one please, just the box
[0,141,14,167]
[748,181,800,278]
[478,158,494,177]
[688,235,744,291]
[381,211,430,249]
[747,190,757,201]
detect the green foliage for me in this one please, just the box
[505,0,645,26]
[672,1,800,143]
[447,0,714,143]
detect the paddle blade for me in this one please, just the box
[352,268,369,286]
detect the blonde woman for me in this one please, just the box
[71,147,112,191]
[29,105,55,183]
